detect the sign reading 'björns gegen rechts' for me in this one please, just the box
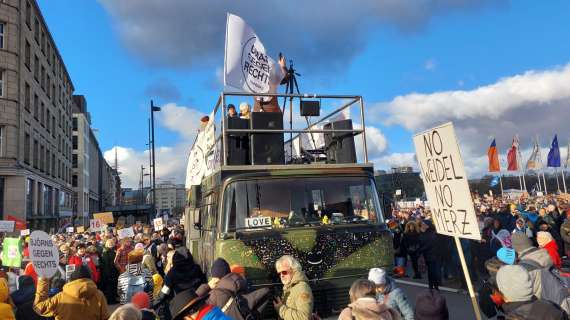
[29,230,59,278]
[413,122,481,240]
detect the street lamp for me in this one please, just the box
[150,101,161,216]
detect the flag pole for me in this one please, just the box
[563,168,568,194]
[538,135,548,195]
[555,167,561,193]
[499,173,504,196]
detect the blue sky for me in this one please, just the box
[38,1,570,187]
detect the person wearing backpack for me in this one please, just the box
[117,248,154,305]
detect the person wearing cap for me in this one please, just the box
[274,255,313,320]
[368,268,413,320]
[33,265,110,320]
[131,292,158,320]
[69,243,100,283]
[339,279,400,320]
[496,265,566,319]
[414,289,449,320]
[169,289,232,320]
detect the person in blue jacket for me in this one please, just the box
[169,289,232,320]
[368,267,414,320]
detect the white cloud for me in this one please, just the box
[155,103,204,140]
[372,152,417,170]
[359,126,388,159]
[424,59,437,71]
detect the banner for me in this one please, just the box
[224,13,277,94]
[413,122,481,240]
[29,230,59,278]
[93,212,114,224]
[1,238,22,268]
[0,220,15,233]
[185,111,218,188]
[118,227,134,239]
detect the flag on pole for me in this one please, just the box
[488,139,500,172]
[507,136,519,171]
[547,134,561,167]
[526,138,542,170]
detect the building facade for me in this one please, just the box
[153,182,185,216]
[0,0,75,232]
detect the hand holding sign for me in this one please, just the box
[29,230,59,278]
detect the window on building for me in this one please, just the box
[33,139,38,168]
[52,115,56,137]
[33,94,39,119]
[72,135,77,149]
[26,2,31,28]
[52,154,56,177]
[24,133,30,164]
[41,66,45,90]
[41,30,45,53]
[37,183,43,215]
[25,83,31,111]
[72,117,78,131]
[47,43,51,65]
[40,145,45,171]
[0,126,3,157]
[25,41,31,69]
[44,185,52,216]
[0,69,4,98]
[72,154,77,168]
[26,178,34,217]
[72,174,77,187]
[41,102,45,126]
[52,84,56,103]
[46,76,51,98]
[58,159,61,178]
[34,18,39,42]
[46,110,51,133]
[46,149,51,175]
[0,22,4,49]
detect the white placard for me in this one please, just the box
[245,216,272,228]
[29,230,59,278]
[66,227,74,233]
[153,218,164,232]
[20,229,30,236]
[413,122,481,240]
[395,189,402,196]
[90,219,104,232]
[118,227,135,239]
[537,191,544,197]
[0,221,15,233]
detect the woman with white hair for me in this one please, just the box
[109,303,142,320]
[273,255,314,320]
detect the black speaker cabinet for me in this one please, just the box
[251,112,284,165]
[226,117,249,165]
[324,119,357,164]
[300,100,320,116]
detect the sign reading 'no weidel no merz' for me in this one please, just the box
[413,122,481,241]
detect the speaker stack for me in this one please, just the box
[226,117,250,165]
[324,119,357,164]
[250,112,284,165]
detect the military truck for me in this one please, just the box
[184,92,393,316]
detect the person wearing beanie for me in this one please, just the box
[369,267,414,320]
[117,248,154,305]
[101,238,120,304]
[496,265,566,320]
[414,289,448,320]
[339,279,401,320]
[131,292,158,320]
[537,231,562,269]
[208,258,231,289]
[33,265,110,320]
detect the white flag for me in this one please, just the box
[526,138,542,170]
[224,13,281,94]
[565,138,570,168]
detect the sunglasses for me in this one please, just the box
[278,270,291,276]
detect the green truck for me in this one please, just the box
[184,92,393,316]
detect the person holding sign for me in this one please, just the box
[33,265,110,320]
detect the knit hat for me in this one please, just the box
[496,265,533,302]
[211,258,230,279]
[131,291,150,309]
[414,289,449,320]
[511,232,533,254]
[537,231,553,247]
[69,265,92,282]
[134,243,145,250]
[128,249,144,264]
[497,248,515,265]
[368,268,387,285]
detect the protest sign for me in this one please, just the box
[90,219,104,232]
[93,212,114,224]
[66,227,74,233]
[1,238,22,267]
[20,229,30,236]
[29,230,59,278]
[76,226,85,233]
[413,122,481,241]
[153,217,164,232]
[118,227,134,239]
[0,220,15,232]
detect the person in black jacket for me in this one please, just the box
[11,275,44,320]
[157,247,207,301]
[401,221,422,279]
[418,220,444,290]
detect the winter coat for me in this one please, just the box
[401,232,420,257]
[11,275,35,306]
[117,263,154,305]
[518,247,568,306]
[560,220,570,254]
[278,270,313,320]
[339,297,401,320]
[100,248,119,280]
[377,276,414,320]
[69,255,100,283]
[162,248,206,296]
[418,230,446,263]
[33,277,110,320]
[502,297,567,320]
[199,305,233,320]
[542,240,562,269]
[0,278,16,320]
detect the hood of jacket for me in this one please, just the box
[349,297,394,319]
[520,247,553,268]
[216,273,247,293]
[284,270,309,291]
[63,278,98,300]
[10,275,35,305]
[383,275,397,294]
[0,278,8,303]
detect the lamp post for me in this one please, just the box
[150,100,161,217]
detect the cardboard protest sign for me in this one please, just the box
[0,220,15,232]
[413,122,481,240]
[66,227,74,233]
[76,226,85,233]
[153,217,164,231]
[118,227,134,239]
[90,219,104,232]
[29,230,59,278]
[93,212,114,224]
[20,229,30,236]
[1,238,22,267]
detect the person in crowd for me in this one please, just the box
[33,265,110,320]
[414,289,449,320]
[117,249,154,305]
[101,238,120,304]
[253,54,287,113]
[227,104,237,118]
[418,221,443,290]
[273,255,314,320]
[69,243,100,283]
[496,264,567,319]
[239,102,251,120]
[131,292,158,320]
[368,268,413,320]
[142,243,159,275]
[160,227,171,244]
[339,279,401,320]
[560,209,570,257]
[513,217,534,238]
[0,278,15,320]
[401,221,421,279]
[390,220,406,278]
[115,237,134,274]
[537,231,562,269]
[12,276,42,320]
[169,288,231,320]
[109,303,142,320]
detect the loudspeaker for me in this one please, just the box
[324,119,357,164]
[226,117,249,165]
[251,112,284,165]
[300,100,320,116]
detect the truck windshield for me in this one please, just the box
[223,176,383,231]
